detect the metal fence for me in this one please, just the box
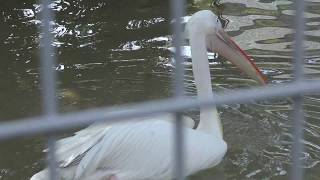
[0,0,316,180]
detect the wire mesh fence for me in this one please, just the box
[0,0,315,180]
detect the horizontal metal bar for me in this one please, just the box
[0,81,319,141]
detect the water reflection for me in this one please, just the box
[226,15,276,32]
[223,0,292,10]
[0,0,320,179]
[126,17,165,30]
[282,10,320,18]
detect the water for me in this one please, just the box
[0,0,319,179]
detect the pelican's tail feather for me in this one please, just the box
[30,169,48,180]
[30,123,112,180]
[55,123,112,168]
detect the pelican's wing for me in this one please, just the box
[52,114,187,168]
[156,113,195,129]
[54,123,112,168]
[73,120,174,179]
[72,120,226,180]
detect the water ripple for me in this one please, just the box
[126,17,165,30]
[223,0,292,10]
[226,15,276,32]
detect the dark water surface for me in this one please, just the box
[0,0,320,179]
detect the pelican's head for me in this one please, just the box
[186,10,267,85]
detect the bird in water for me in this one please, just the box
[31,10,267,180]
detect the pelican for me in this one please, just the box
[31,10,267,180]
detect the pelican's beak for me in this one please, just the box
[212,29,267,85]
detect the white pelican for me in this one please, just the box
[31,10,267,180]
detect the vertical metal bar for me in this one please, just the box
[293,1,305,80]
[170,0,186,179]
[291,96,304,180]
[291,0,305,179]
[39,0,58,179]
[171,0,185,95]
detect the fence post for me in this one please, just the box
[291,0,305,179]
[170,0,186,179]
[39,0,58,179]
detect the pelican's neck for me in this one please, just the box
[189,30,223,138]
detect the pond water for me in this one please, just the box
[0,0,320,179]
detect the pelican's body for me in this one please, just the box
[31,10,266,180]
[32,115,226,180]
